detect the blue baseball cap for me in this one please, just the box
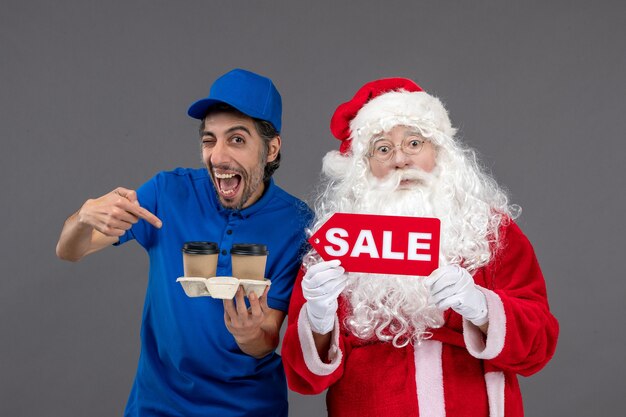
[187,68,282,132]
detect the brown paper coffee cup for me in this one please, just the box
[230,243,268,280]
[182,242,219,278]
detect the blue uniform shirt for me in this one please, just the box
[116,168,313,417]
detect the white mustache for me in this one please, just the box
[399,169,433,182]
[370,168,436,191]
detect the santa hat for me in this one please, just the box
[330,78,456,155]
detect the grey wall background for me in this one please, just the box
[1,1,624,416]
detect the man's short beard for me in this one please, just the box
[208,152,266,211]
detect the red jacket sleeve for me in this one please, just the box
[480,221,559,376]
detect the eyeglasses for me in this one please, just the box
[367,136,427,162]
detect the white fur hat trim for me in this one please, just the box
[349,90,456,144]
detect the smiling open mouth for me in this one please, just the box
[214,172,242,198]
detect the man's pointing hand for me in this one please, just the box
[77,187,162,237]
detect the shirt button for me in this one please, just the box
[221,249,228,255]
[226,230,232,235]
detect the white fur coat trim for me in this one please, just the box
[298,303,343,376]
[463,287,506,359]
[414,339,446,417]
[485,371,506,417]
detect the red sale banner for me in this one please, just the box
[309,213,441,276]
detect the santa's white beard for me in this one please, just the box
[340,168,448,347]
[343,273,445,347]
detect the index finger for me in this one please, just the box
[248,291,263,318]
[120,201,162,229]
[423,267,446,287]
[135,206,162,229]
[307,259,342,276]
[259,287,270,311]
[234,287,248,317]
[223,298,238,321]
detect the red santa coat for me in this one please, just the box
[282,221,559,417]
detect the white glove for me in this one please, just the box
[424,264,488,326]
[302,259,347,335]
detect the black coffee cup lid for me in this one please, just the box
[230,243,269,256]
[182,241,219,255]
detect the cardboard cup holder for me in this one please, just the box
[176,276,271,300]
[177,277,212,297]
[238,279,271,298]
[206,276,240,299]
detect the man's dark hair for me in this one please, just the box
[200,104,281,181]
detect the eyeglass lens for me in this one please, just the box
[370,137,424,161]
